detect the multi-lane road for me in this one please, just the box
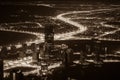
[2,7,120,76]
[56,8,120,40]
[1,8,120,47]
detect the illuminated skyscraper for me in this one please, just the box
[31,43,39,62]
[92,39,102,63]
[44,24,54,44]
[44,24,54,55]
[10,69,24,80]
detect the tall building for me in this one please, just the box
[44,24,54,55]
[30,43,37,53]
[31,43,39,62]
[65,48,74,65]
[22,43,28,54]
[10,45,17,54]
[44,24,54,44]
[0,46,8,58]
[92,39,102,63]
[9,69,24,80]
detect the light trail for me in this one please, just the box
[56,8,120,40]
[2,6,120,77]
[1,8,120,48]
[0,7,120,49]
[56,11,88,40]
[4,56,62,76]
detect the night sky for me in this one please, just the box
[0,0,120,3]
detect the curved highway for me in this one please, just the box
[1,8,120,47]
[3,7,120,75]
[56,8,120,41]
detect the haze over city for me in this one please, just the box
[0,0,120,80]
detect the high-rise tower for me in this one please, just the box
[44,24,54,55]
[44,24,54,44]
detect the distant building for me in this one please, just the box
[30,43,37,53]
[39,44,44,57]
[18,50,26,59]
[10,45,17,55]
[0,46,8,58]
[91,39,103,63]
[65,48,74,65]
[44,24,54,55]
[9,69,24,80]
[30,43,39,62]
[60,44,74,67]
[22,43,28,53]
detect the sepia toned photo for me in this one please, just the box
[0,0,120,80]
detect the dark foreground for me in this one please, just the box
[52,62,120,80]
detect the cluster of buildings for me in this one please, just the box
[0,24,75,80]
[0,24,119,80]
